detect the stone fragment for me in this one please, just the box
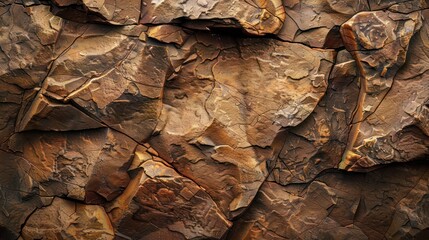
[21,197,114,240]
[140,0,286,35]
[16,93,104,132]
[160,34,335,148]
[52,0,82,6]
[339,10,426,170]
[278,0,369,47]
[51,0,141,25]
[147,25,191,45]
[106,146,232,239]
[0,4,62,89]
[269,50,360,184]
[8,128,137,203]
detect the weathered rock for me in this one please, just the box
[0,4,62,89]
[150,33,334,218]
[0,79,23,147]
[8,128,137,203]
[17,23,172,142]
[269,49,360,184]
[369,0,428,12]
[0,1,428,239]
[150,134,271,219]
[229,162,429,240]
[339,10,426,170]
[278,0,369,47]
[147,25,191,45]
[160,33,335,147]
[0,3,63,144]
[21,197,114,240]
[106,145,232,239]
[51,0,82,7]
[16,93,104,132]
[140,0,286,35]
[51,0,141,25]
[0,151,52,239]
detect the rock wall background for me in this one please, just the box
[0,0,428,239]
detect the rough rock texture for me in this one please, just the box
[230,161,429,240]
[339,10,424,170]
[21,197,114,240]
[140,0,286,35]
[106,145,231,239]
[0,0,428,239]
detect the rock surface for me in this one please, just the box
[0,0,428,239]
[21,197,114,239]
[230,161,429,240]
[140,0,286,35]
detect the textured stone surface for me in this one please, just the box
[51,0,141,25]
[0,1,428,239]
[8,128,137,203]
[229,162,429,240]
[21,197,114,239]
[106,145,231,239]
[339,10,426,170]
[140,0,286,35]
[278,0,370,48]
[0,151,51,239]
[269,49,360,184]
[149,34,334,219]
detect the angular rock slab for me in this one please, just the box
[0,4,62,88]
[147,25,191,45]
[339,10,426,170]
[278,0,369,47]
[8,128,137,203]
[140,0,286,35]
[16,93,104,132]
[0,5,55,142]
[21,197,114,240]
[150,133,272,219]
[106,145,232,240]
[229,162,429,240]
[269,50,360,184]
[51,0,141,25]
[17,23,172,142]
[206,39,335,146]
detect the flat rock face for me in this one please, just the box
[0,1,428,240]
